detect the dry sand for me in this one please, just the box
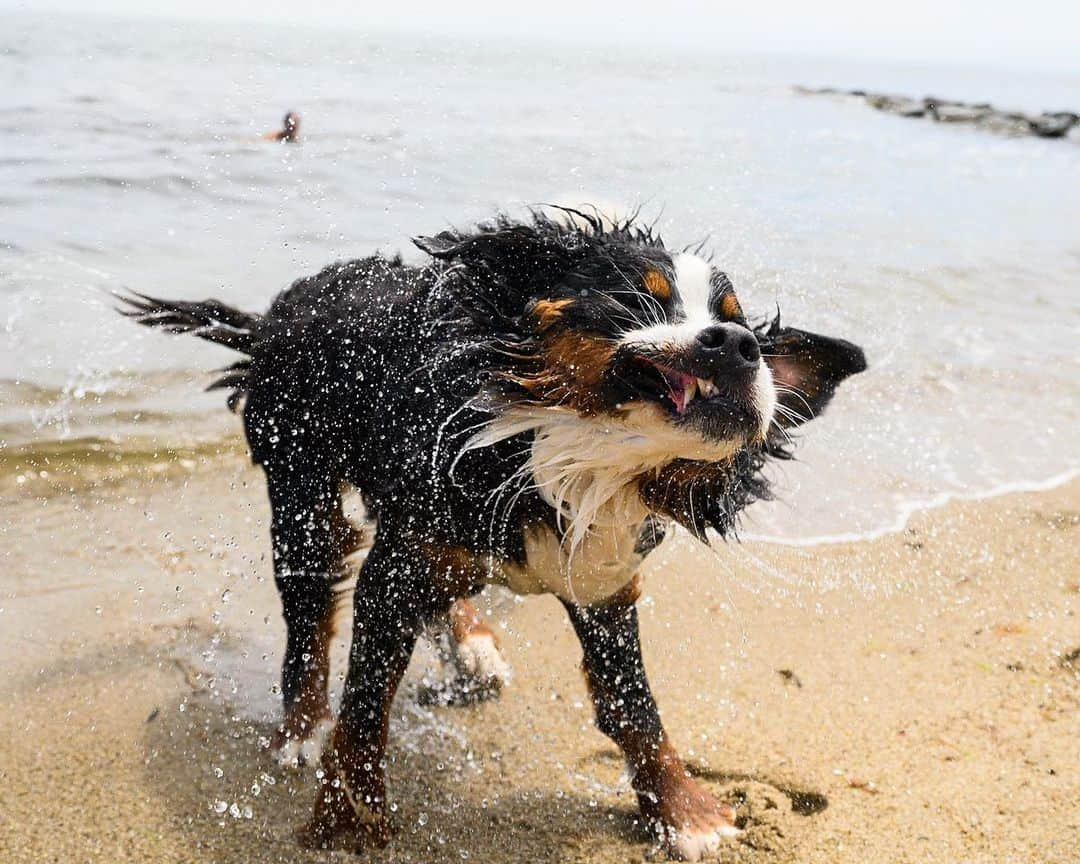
[1,456,1077,863]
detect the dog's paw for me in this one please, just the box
[273,717,334,769]
[455,631,512,691]
[295,774,392,853]
[646,779,740,861]
[295,814,392,854]
[419,631,512,707]
[661,811,740,861]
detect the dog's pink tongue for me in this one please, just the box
[663,370,695,414]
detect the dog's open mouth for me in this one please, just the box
[622,355,754,421]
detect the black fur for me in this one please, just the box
[119,209,866,853]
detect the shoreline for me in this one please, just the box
[2,458,1077,862]
[742,465,1080,547]
[3,424,1077,550]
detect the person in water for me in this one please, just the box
[264,111,300,143]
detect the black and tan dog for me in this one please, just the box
[120,209,865,860]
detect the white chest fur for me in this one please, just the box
[498,512,645,605]
[462,405,739,605]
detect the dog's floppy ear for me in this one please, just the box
[759,315,867,429]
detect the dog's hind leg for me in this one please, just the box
[564,580,739,862]
[420,597,512,705]
[264,465,366,767]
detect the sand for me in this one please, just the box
[1,455,1077,863]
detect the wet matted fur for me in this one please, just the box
[119,208,866,860]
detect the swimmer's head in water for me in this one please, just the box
[283,112,300,140]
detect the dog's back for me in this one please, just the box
[123,254,442,486]
[241,255,436,481]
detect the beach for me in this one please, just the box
[2,453,1076,863]
[3,10,1079,863]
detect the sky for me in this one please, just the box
[4,0,1080,73]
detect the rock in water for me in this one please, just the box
[795,86,1079,142]
[1028,112,1079,138]
[928,103,991,123]
[867,94,926,117]
[976,112,1033,137]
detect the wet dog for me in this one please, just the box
[120,209,865,860]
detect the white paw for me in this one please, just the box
[455,632,512,689]
[274,718,334,769]
[665,823,741,862]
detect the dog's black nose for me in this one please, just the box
[695,323,760,372]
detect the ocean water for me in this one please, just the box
[2,11,1078,540]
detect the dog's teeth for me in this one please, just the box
[684,378,698,404]
[697,377,714,398]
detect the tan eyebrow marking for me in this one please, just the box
[719,292,743,320]
[643,269,671,300]
[531,298,574,330]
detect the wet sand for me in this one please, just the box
[1,457,1077,863]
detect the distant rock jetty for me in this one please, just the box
[796,86,1079,140]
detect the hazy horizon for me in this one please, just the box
[4,0,1080,78]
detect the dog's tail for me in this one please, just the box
[116,291,262,411]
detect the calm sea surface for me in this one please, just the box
[2,11,1078,540]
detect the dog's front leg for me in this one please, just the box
[563,589,739,861]
[297,537,450,852]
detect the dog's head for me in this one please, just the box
[418,210,866,540]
